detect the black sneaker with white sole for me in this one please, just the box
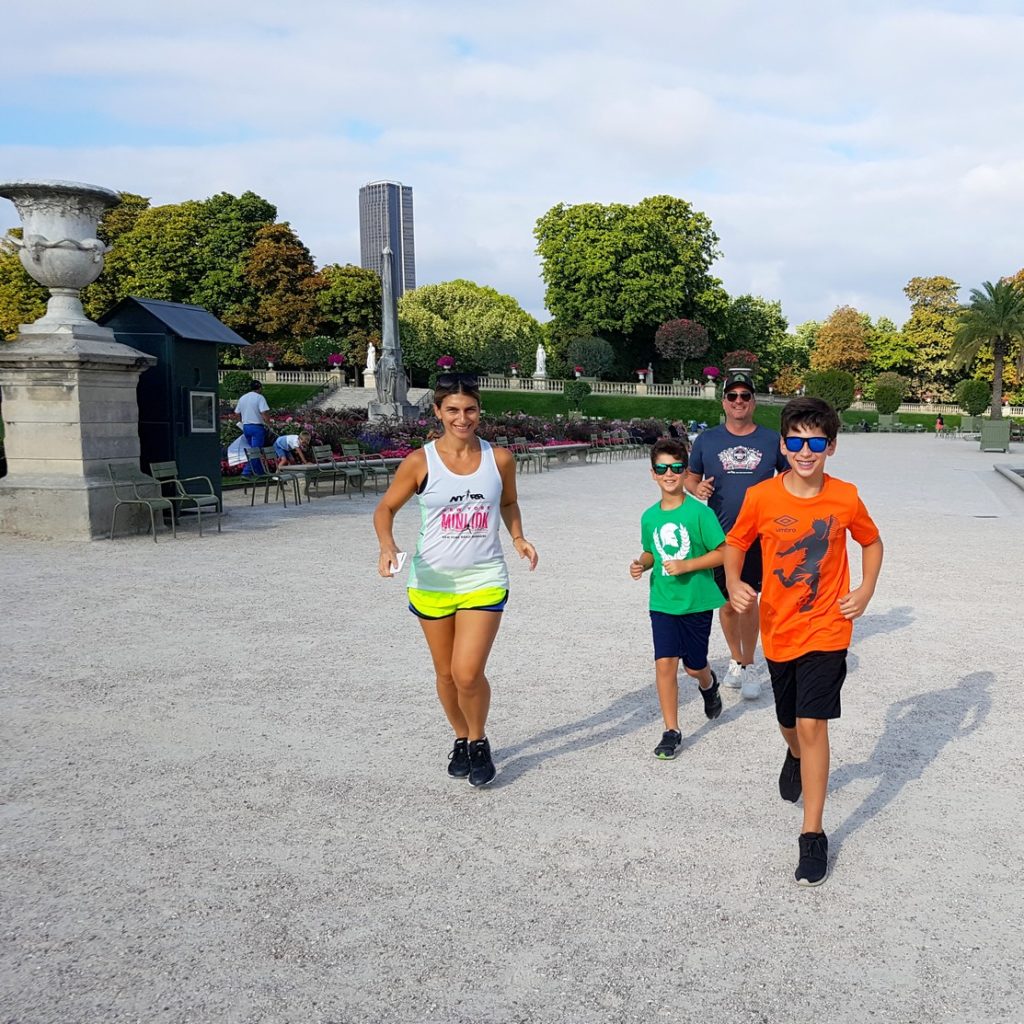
[795,831,828,887]
[779,749,802,802]
[447,737,470,779]
[468,737,497,787]
[653,729,682,760]
[700,671,722,720]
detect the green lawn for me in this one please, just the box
[263,384,324,408]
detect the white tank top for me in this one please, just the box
[408,440,509,594]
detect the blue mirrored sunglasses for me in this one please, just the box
[653,462,686,475]
[784,436,829,453]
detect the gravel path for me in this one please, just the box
[2,434,1022,1024]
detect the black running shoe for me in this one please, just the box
[700,671,722,720]
[447,737,470,779]
[779,749,802,802]
[654,729,682,760]
[468,737,497,787]
[795,831,828,887]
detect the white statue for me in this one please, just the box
[533,342,547,379]
[366,342,376,373]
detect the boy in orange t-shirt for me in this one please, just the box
[725,397,884,887]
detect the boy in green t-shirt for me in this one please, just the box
[630,439,727,759]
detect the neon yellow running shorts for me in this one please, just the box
[407,586,509,620]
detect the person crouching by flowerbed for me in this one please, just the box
[373,373,538,788]
[273,430,312,467]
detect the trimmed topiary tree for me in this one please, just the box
[873,372,908,416]
[955,378,990,416]
[803,369,855,412]
[220,371,254,402]
[563,379,593,411]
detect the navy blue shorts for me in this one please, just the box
[767,649,848,727]
[649,609,713,668]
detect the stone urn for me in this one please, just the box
[0,179,120,332]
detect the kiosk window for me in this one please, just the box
[189,391,217,433]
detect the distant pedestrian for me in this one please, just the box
[935,414,945,434]
[234,380,270,477]
[630,439,725,761]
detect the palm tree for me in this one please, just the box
[952,280,1024,420]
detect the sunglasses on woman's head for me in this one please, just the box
[725,391,753,402]
[784,436,829,453]
[653,462,686,475]
[437,373,479,388]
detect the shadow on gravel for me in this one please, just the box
[493,678,773,786]
[852,605,914,642]
[828,670,993,863]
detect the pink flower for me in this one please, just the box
[437,355,455,369]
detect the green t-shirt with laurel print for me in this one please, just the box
[640,497,727,615]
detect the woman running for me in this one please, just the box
[373,375,538,787]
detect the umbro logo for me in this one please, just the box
[774,515,799,527]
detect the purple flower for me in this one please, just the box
[437,355,455,369]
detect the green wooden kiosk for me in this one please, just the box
[99,297,248,499]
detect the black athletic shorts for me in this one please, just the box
[766,649,848,728]
[713,539,763,599]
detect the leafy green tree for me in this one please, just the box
[803,369,855,412]
[865,315,915,378]
[721,295,787,372]
[398,279,541,382]
[955,378,991,416]
[873,372,908,415]
[241,222,320,343]
[0,230,47,340]
[82,192,152,319]
[810,306,871,373]
[95,191,277,331]
[534,195,723,337]
[654,318,709,380]
[314,263,381,342]
[566,335,616,378]
[301,335,337,367]
[902,276,962,399]
[952,280,1024,420]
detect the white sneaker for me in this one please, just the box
[741,671,762,700]
[723,660,744,688]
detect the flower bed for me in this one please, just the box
[219,405,673,476]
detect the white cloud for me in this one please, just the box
[3,1,1024,327]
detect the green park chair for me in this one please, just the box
[243,447,291,507]
[148,460,221,536]
[107,463,176,543]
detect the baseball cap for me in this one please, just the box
[723,371,755,392]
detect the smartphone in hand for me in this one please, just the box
[391,551,408,575]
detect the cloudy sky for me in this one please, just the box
[3,1,1024,329]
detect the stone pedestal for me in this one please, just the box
[0,326,156,540]
[636,382,648,396]
[703,382,718,399]
[367,400,419,423]
[362,368,376,392]
[509,376,521,389]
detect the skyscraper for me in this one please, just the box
[359,181,416,297]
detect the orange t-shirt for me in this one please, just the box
[726,473,880,662]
